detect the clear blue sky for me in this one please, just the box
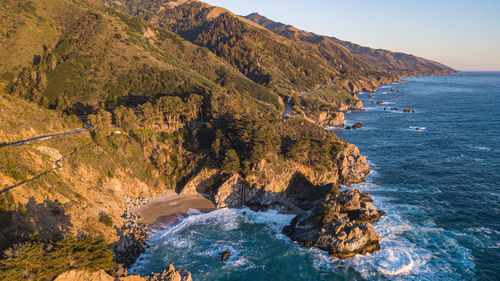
[203,0,500,71]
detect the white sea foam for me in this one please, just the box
[131,163,476,280]
[186,208,202,215]
[467,145,496,152]
[404,126,427,132]
[339,173,476,280]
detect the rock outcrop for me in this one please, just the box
[180,167,219,195]
[220,250,231,261]
[148,265,192,281]
[113,224,148,268]
[187,144,370,213]
[336,144,370,185]
[54,264,192,281]
[311,111,345,127]
[351,122,363,129]
[283,189,384,259]
[213,174,246,208]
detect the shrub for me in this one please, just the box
[99,212,113,227]
[314,202,335,222]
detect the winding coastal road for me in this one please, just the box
[282,79,335,118]
[0,127,89,148]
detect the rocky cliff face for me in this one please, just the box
[182,146,380,259]
[180,143,370,212]
[54,264,192,281]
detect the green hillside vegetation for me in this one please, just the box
[0,0,455,278]
[3,0,281,117]
[100,0,378,96]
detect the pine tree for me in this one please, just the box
[221,149,240,175]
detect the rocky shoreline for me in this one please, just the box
[107,76,454,276]
[107,78,428,275]
[283,189,385,259]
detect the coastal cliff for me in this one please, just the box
[0,0,456,279]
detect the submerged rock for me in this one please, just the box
[283,189,384,259]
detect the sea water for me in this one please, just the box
[130,72,500,280]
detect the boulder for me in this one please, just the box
[345,126,352,130]
[376,100,384,104]
[351,122,363,129]
[221,250,231,261]
[390,107,398,111]
[283,189,384,259]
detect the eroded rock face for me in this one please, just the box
[310,111,345,127]
[54,264,192,281]
[148,264,192,281]
[283,189,384,259]
[113,225,148,268]
[180,167,219,195]
[336,144,370,185]
[213,174,247,208]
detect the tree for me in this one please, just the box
[184,94,203,121]
[88,109,112,140]
[157,96,183,121]
[221,149,240,175]
[114,106,138,133]
[138,102,159,129]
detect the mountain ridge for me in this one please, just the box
[244,12,456,77]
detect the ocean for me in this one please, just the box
[130,72,500,280]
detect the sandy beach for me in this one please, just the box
[133,192,216,226]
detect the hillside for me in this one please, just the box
[1,0,281,116]
[0,0,371,279]
[0,0,456,279]
[100,0,454,126]
[245,12,456,77]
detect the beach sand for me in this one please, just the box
[133,192,216,226]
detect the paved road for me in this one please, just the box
[0,133,96,195]
[283,79,335,118]
[0,128,89,148]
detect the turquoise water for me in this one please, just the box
[131,72,500,280]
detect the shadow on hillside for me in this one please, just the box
[0,197,72,254]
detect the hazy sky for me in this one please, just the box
[203,0,500,71]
